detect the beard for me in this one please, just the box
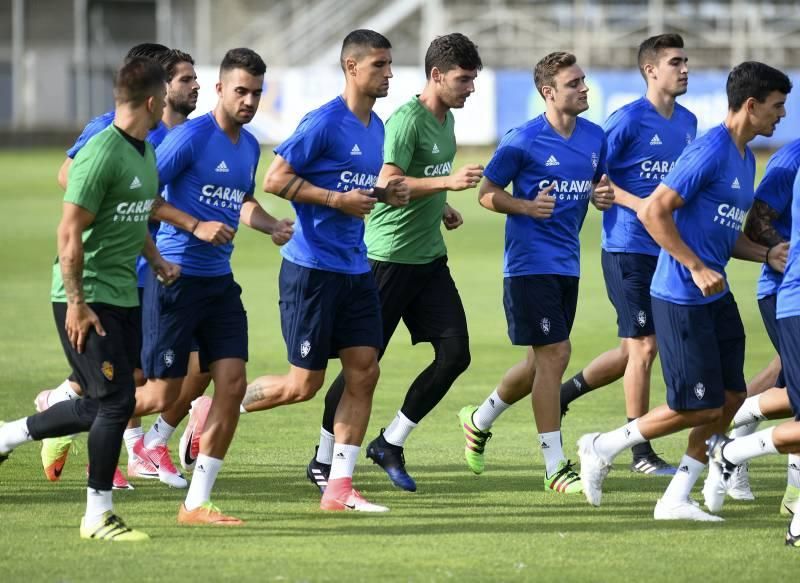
[168,96,196,117]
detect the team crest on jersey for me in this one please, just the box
[300,340,311,358]
[540,318,551,335]
[637,310,647,327]
[591,152,599,170]
[686,133,693,145]
[164,349,175,368]
[101,361,114,381]
[693,382,706,400]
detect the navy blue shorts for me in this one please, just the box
[601,250,657,338]
[141,272,248,379]
[279,260,382,370]
[778,316,800,420]
[503,274,579,346]
[758,293,786,387]
[652,293,746,411]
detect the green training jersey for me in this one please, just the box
[365,96,456,264]
[51,125,158,307]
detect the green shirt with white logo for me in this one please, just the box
[365,96,456,264]
[51,124,158,307]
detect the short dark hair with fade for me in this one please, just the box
[424,33,482,78]
[161,49,195,81]
[339,29,392,71]
[125,42,170,61]
[114,56,167,106]
[533,51,577,97]
[220,48,266,78]
[637,33,685,79]
[727,61,792,111]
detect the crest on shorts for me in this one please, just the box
[101,361,114,381]
[163,349,175,368]
[540,318,551,335]
[693,382,706,400]
[637,310,647,327]
[300,340,311,358]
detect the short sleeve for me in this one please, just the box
[64,138,114,215]
[274,113,329,174]
[484,130,527,190]
[661,141,717,204]
[383,112,416,172]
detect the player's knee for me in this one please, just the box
[435,337,471,379]
[726,390,746,411]
[698,406,724,425]
[100,385,136,422]
[629,337,658,366]
[286,376,324,403]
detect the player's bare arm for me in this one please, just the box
[732,232,789,272]
[607,178,642,212]
[638,184,724,296]
[57,158,72,191]
[239,195,295,246]
[379,162,483,201]
[479,178,555,219]
[57,201,106,352]
[743,199,786,247]
[151,196,236,245]
[141,233,181,285]
[264,154,376,218]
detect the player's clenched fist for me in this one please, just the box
[591,174,615,211]
[446,164,484,191]
[382,176,411,207]
[193,220,236,246]
[332,188,377,218]
[527,182,556,219]
[270,218,295,246]
[767,241,790,273]
[690,265,725,297]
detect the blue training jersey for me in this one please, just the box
[154,112,260,277]
[754,139,800,299]
[602,98,697,256]
[776,169,800,319]
[275,96,384,275]
[66,110,169,286]
[484,114,607,278]
[650,124,756,305]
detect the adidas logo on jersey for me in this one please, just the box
[432,143,440,154]
[649,134,662,146]
[350,144,362,156]
[215,161,229,173]
[545,155,560,167]
[731,177,741,189]
[129,176,142,189]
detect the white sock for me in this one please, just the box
[473,389,511,430]
[84,488,113,526]
[328,443,360,481]
[123,427,144,458]
[382,411,417,447]
[49,379,81,407]
[239,404,248,414]
[143,416,175,449]
[662,454,705,502]
[787,454,800,489]
[730,420,759,438]
[539,430,565,476]
[184,454,223,510]
[732,395,766,428]
[594,419,646,462]
[723,427,779,465]
[316,428,334,464]
[791,510,800,537]
[0,418,32,454]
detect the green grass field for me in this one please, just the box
[0,147,796,582]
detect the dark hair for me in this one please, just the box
[125,43,170,61]
[638,34,685,79]
[339,29,392,71]
[161,49,195,81]
[220,48,266,77]
[533,52,577,97]
[424,33,482,78]
[727,61,792,111]
[114,56,167,105]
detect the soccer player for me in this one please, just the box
[233,30,408,511]
[578,61,791,521]
[558,34,696,477]
[708,137,800,507]
[286,33,483,493]
[707,165,800,547]
[138,48,293,525]
[37,46,217,489]
[0,57,179,541]
[457,52,614,493]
